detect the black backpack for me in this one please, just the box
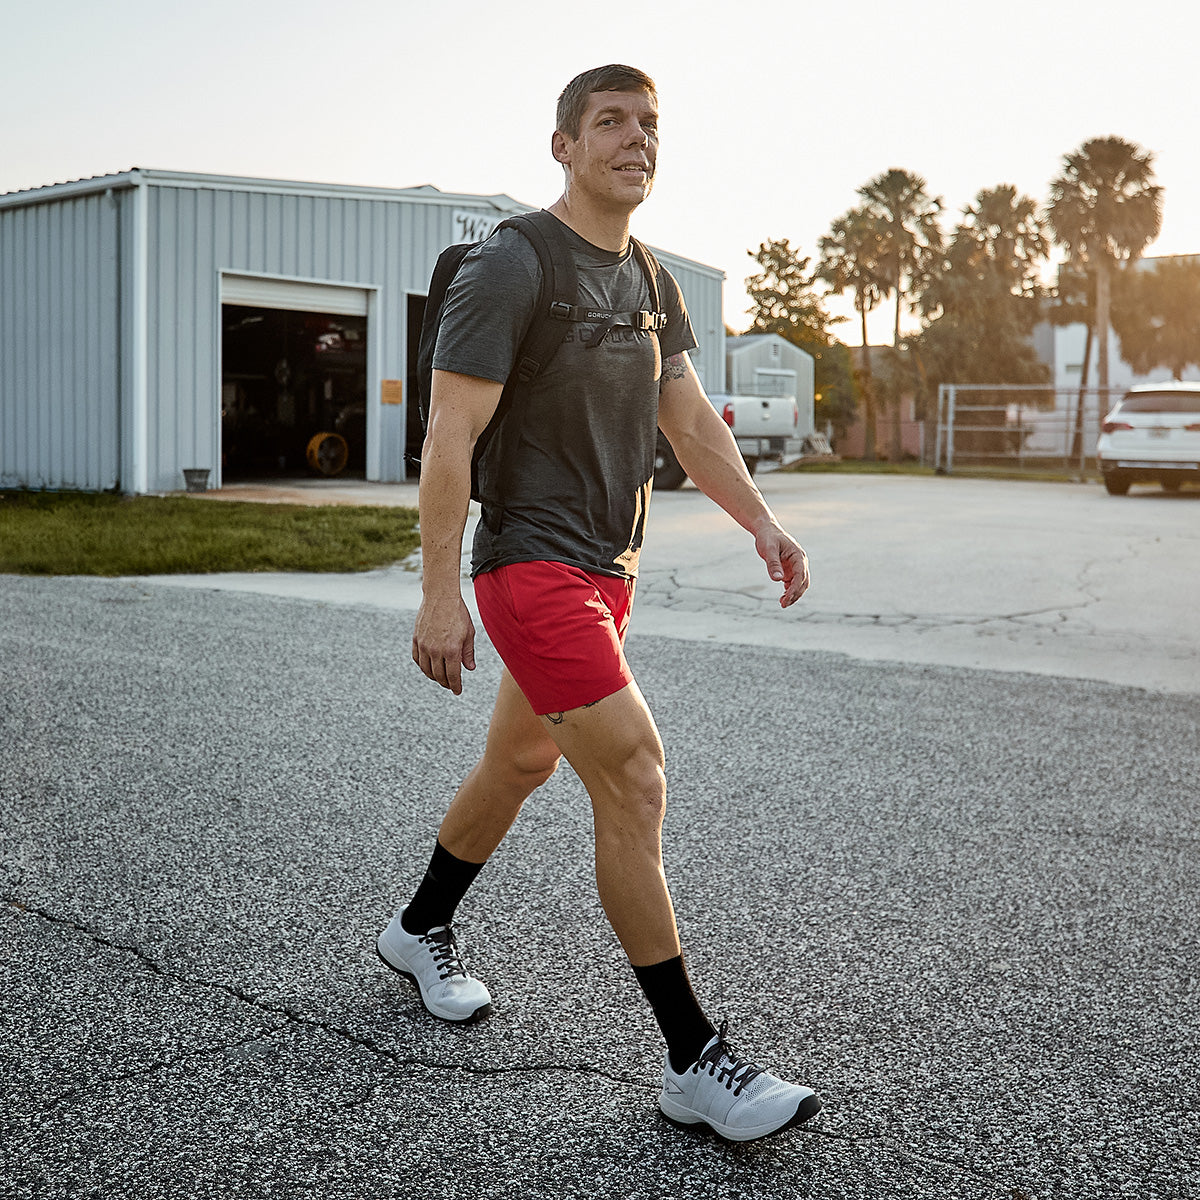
[410,208,667,500]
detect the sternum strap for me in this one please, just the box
[548,301,668,348]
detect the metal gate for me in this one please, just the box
[935,384,1121,476]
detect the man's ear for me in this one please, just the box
[551,130,571,165]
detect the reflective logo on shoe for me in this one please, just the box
[663,1077,687,1096]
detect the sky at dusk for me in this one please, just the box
[6,0,1197,343]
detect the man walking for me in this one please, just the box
[378,64,821,1142]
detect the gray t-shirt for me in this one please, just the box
[432,214,697,580]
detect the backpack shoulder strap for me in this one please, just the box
[629,236,664,318]
[508,214,667,354]
[545,232,666,346]
[500,210,578,383]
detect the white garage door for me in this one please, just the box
[220,273,369,317]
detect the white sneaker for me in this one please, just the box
[376,909,493,1023]
[658,1022,822,1141]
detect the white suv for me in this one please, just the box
[1096,383,1200,495]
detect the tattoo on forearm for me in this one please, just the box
[660,353,687,390]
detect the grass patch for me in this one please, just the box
[781,459,1098,484]
[946,465,1098,484]
[0,491,420,576]
[781,459,936,476]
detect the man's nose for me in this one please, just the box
[625,121,648,146]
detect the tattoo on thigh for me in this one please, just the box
[582,698,601,708]
[546,712,564,725]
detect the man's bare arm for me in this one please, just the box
[657,352,810,607]
[412,369,504,692]
[660,352,689,385]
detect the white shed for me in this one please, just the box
[725,333,815,437]
[0,169,726,493]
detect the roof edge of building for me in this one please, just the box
[0,169,530,213]
[0,170,142,210]
[0,168,725,276]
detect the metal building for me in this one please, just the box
[0,169,726,493]
[725,333,816,437]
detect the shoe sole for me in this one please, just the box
[375,946,493,1024]
[659,1092,823,1142]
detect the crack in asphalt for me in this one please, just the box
[1075,554,1109,608]
[35,1024,292,1112]
[6,900,1027,1186]
[3,899,649,1112]
[640,571,1107,635]
[640,568,1200,670]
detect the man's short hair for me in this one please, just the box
[556,65,657,140]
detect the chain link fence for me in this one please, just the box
[934,384,1122,476]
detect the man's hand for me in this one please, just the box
[658,354,810,608]
[754,522,810,608]
[411,370,504,696]
[412,594,476,695]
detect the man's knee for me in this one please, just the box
[492,739,561,791]
[600,740,667,828]
[515,742,562,788]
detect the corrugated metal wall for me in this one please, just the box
[1,173,726,493]
[653,253,724,392]
[144,181,532,490]
[0,189,126,490]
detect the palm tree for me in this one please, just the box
[858,169,944,458]
[1045,137,1164,407]
[817,207,889,459]
[914,185,1050,455]
[1111,257,1200,380]
[919,184,1048,346]
[961,185,1048,292]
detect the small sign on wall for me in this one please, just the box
[452,209,500,244]
[381,379,403,406]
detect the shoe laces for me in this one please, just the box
[692,1020,764,1097]
[421,926,467,981]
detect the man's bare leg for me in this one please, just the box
[377,669,560,1022]
[537,679,716,1073]
[438,667,563,863]
[537,680,679,966]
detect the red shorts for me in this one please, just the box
[473,561,635,716]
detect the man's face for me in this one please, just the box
[555,88,659,210]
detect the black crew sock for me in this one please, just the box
[633,954,717,1074]
[400,840,486,935]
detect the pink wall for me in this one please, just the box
[837,398,924,460]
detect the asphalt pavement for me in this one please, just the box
[2,474,1197,1199]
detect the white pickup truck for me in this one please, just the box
[654,392,799,490]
